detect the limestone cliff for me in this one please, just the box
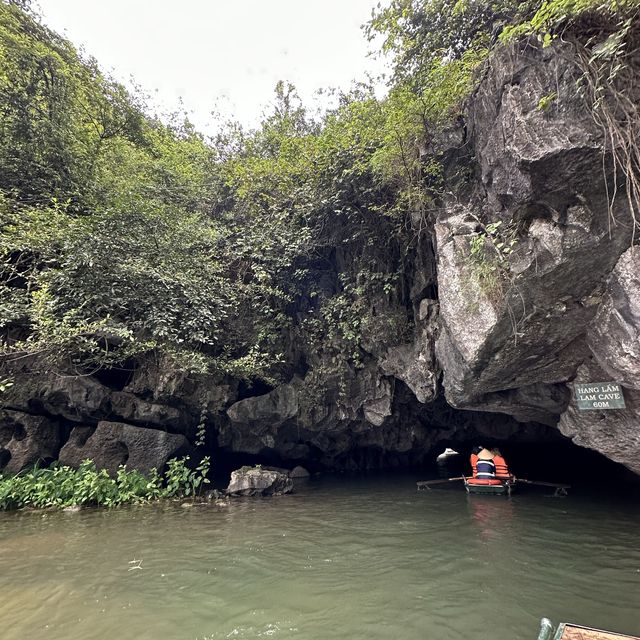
[1,37,638,475]
[433,41,640,474]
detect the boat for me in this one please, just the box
[417,476,568,496]
[536,618,640,640]
[464,476,515,496]
[436,447,459,462]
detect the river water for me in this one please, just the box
[0,473,638,640]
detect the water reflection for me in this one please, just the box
[467,494,516,543]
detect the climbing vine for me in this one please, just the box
[467,220,518,303]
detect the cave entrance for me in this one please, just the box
[431,440,636,488]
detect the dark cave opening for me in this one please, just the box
[429,439,637,487]
[0,448,11,470]
[93,359,137,391]
[236,378,275,401]
[207,428,637,491]
[195,381,637,490]
[210,444,326,485]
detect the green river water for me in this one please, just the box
[0,473,638,640]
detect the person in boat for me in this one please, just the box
[469,445,483,477]
[491,448,513,481]
[475,448,497,480]
[466,447,504,486]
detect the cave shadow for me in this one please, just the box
[429,439,638,490]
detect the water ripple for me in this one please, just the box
[0,475,639,640]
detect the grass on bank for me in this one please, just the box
[0,456,210,510]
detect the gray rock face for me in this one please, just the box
[222,364,400,464]
[27,376,112,423]
[0,410,62,474]
[110,391,184,430]
[430,42,640,473]
[558,361,640,474]
[556,249,640,473]
[588,248,640,389]
[381,299,440,404]
[470,383,571,427]
[123,353,235,416]
[226,466,293,496]
[4,373,185,431]
[227,382,299,427]
[58,421,188,475]
[435,42,633,421]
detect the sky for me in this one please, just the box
[37,0,390,134]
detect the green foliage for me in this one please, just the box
[1,198,233,373]
[537,91,558,112]
[163,455,210,498]
[219,82,418,385]
[365,1,520,234]
[194,408,207,448]
[0,1,501,393]
[0,456,211,510]
[467,220,517,301]
[0,3,147,210]
[0,5,303,382]
[500,0,640,42]
[3,0,635,398]
[367,0,535,79]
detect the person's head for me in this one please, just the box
[472,445,483,455]
[491,447,502,456]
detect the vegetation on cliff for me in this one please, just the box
[0,0,638,394]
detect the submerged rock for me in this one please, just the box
[63,505,82,513]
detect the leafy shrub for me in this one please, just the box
[0,456,211,511]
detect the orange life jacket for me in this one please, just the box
[493,455,510,479]
[470,453,478,477]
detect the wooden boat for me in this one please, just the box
[417,477,568,496]
[464,477,515,496]
[537,618,640,640]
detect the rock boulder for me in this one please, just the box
[58,421,188,475]
[226,466,293,496]
[0,410,62,474]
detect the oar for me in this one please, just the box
[417,477,465,490]
[516,478,571,489]
[516,478,571,496]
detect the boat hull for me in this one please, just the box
[536,618,640,640]
[464,479,515,496]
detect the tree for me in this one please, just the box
[367,0,535,80]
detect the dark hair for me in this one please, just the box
[472,445,483,455]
